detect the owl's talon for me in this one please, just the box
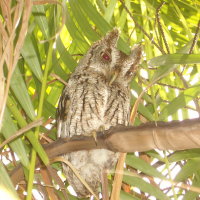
[91,131,98,144]
[91,126,105,144]
[99,125,105,133]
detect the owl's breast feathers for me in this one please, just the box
[58,72,105,138]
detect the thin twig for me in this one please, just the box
[101,170,109,200]
[189,19,200,54]
[19,182,66,191]
[52,157,99,200]
[119,0,166,54]
[40,167,59,200]
[71,53,84,57]
[0,0,32,130]
[181,19,200,74]
[0,118,43,149]
[13,0,32,68]
[50,73,68,85]
[154,9,162,51]
[156,82,185,90]
[130,80,156,123]
[175,69,200,114]
[110,153,126,200]
[46,165,69,199]
[156,1,169,54]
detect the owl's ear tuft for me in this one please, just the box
[103,28,120,47]
[130,44,142,66]
[124,44,142,79]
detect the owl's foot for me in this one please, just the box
[91,130,98,144]
[91,126,105,144]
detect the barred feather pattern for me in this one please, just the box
[57,29,142,198]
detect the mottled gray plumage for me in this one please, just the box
[57,29,142,198]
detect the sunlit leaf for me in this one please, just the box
[104,0,117,22]
[126,155,165,179]
[168,149,200,162]
[159,85,200,120]
[123,172,170,200]
[1,109,29,168]
[21,33,43,81]
[149,54,200,66]
[0,162,20,200]
[183,172,200,200]
[69,0,99,42]
[10,67,36,120]
[175,158,200,182]
[32,5,50,39]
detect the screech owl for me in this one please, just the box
[57,29,142,198]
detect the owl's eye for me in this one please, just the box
[101,52,111,61]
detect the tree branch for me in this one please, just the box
[45,118,200,155]
[10,118,200,185]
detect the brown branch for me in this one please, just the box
[156,1,170,54]
[10,118,200,185]
[156,81,185,90]
[189,19,200,54]
[110,153,126,200]
[50,73,68,85]
[0,0,32,129]
[0,118,43,150]
[180,19,200,75]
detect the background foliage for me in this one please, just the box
[0,0,200,199]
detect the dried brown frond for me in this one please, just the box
[0,0,32,128]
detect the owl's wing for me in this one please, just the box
[56,87,71,138]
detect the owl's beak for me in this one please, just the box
[109,71,119,85]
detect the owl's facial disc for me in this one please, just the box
[100,49,111,62]
[101,52,111,61]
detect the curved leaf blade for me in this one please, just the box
[0,162,20,200]
[11,67,36,120]
[149,54,200,67]
[123,173,170,200]
[1,109,29,168]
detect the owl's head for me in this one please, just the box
[80,28,119,75]
[78,29,142,85]
[110,44,142,85]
